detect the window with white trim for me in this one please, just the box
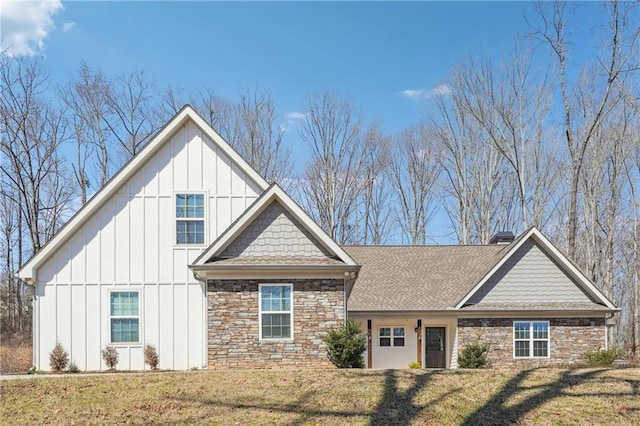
[514,321,549,358]
[379,326,405,347]
[110,291,139,343]
[176,193,204,244]
[259,284,293,339]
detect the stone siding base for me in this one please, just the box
[457,317,606,367]
[207,279,344,369]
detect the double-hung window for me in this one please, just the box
[176,194,204,245]
[259,284,293,340]
[379,327,405,347]
[514,321,549,358]
[110,291,139,343]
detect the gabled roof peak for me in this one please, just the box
[19,105,269,282]
[191,183,358,270]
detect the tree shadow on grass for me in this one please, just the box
[461,369,640,426]
[369,369,443,425]
[168,369,444,425]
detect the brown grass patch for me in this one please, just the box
[0,344,32,374]
[0,368,638,425]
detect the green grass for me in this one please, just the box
[1,368,639,425]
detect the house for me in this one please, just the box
[346,228,616,369]
[18,106,617,371]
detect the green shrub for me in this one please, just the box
[144,344,159,369]
[102,346,119,370]
[583,347,624,367]
[458,342,489,368]
[323,319,366,368]
[408,361,421,369]
[68,361,80,373]
[49,343,69,372]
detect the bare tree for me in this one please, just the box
[430,82,518,244]
[59,63,112,189]
[388,124,441,244]
[451,50,555,229]
[0,57,71,253]
[226,89,291,185]
[0,57,70,334]
[357,123,393,245]
[298,92,375,244]
[528,0,640,258]
[104,70,160,161]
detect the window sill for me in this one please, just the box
[108,343,143,348]
[513,356,550,360]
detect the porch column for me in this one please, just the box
[367,319,372,368]
[416,319,422,367]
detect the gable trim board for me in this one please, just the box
[18,105,269,283]
[454,227,616,310]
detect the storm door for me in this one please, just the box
[425,327,446,368]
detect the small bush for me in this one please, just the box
[584,347,624,367]
[49,343,69,372]
[102,346,119,370]
[458,342,489,368]
[323,319,366,368]
[409,361,421,369]
[144,344,159,369]
[68,361,80,373]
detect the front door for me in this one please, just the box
[425,327,446,368]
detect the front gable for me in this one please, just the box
[191,184,359,279]
[456,227,617,311]
[19,106,268,283]
[219,200,334,260]
[466,238,594,305]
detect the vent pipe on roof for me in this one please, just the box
[489,231,515,244]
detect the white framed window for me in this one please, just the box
[259,284,293,340]
[379,326,405,347]
[175,193,205,245]
[514,321,549,358]
[110,291,140,343]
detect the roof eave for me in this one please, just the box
[190,263,361,282]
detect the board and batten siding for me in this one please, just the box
[34,122,262,371]
[467,239,594,305]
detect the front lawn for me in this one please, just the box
[1,368,638,425]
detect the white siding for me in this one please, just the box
[469,240,594,305]
[33,121,262,371]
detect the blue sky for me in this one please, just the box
[4,2,542,137]
[3,1,605,145]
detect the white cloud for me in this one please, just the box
[430,84,452,97]
[280,111,308,132]
[284,111,307,121]
[401,84,452,100]
[62,21,75,32]
[0,0,64,56]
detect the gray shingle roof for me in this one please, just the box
[344,245,509,311]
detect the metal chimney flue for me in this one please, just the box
[489,231,515,244]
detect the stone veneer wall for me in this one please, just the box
[207,278,344,369]
[457,317,606,367]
